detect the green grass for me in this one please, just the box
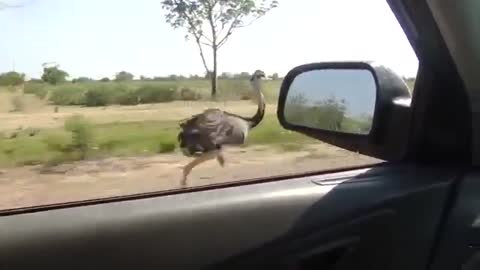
[0,114,314,168]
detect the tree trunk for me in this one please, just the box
[210,46,218,99]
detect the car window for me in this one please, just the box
[0,0,418,210]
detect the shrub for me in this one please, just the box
[64,115,94,159]
[158,142,176,153]
[43,134,72,153]
[113,87,140,105]
[135,84,176,103]
[179,87,202,101]
[50,85,87,105]
[84,87,111,107]
[24,82,49,99]
[0,71,25,86]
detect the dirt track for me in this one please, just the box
[0,144,379,210]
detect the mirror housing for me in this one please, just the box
[277,62,412,161]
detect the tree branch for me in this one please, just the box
[194,38,211,74]
[237,14,264,28]
[170,0,211,73]
[217,14,242,48]
[205,0,218,47]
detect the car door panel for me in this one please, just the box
[429,171,480,270]
[0,164,458,269]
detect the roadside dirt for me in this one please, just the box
[0,144,380,210]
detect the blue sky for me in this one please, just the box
[0,0,419,79]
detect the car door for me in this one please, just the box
[0,0,472,269]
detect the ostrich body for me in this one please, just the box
[177,70,266,187]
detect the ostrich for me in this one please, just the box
[177,70,266,187]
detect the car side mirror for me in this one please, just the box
[277,62,412,161]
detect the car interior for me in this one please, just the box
[1,0,480,269]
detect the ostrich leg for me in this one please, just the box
[216,150,225,167]
[181,150,220,187]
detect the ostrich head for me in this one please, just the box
[250,70,266,81]
[250,69,266,95]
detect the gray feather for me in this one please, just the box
[178,109,249,156]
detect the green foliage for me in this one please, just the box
[64,115,94,159]
[135,84,176,103]
[158,134,176,153]
[22,78,280,107]
[84,86,112,107]
[269,73,280,80]
[23,82,49,99]
[100,77,110,82]
[0,71,25,86]
[285,94,347,131]
[73,77,94,83]
[284,93,374,134]
[41,66,69,85]
[115,71,134,81]
[179,87,202,100]
[50,85,86,105]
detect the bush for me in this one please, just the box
[64,115,94,159]
[50,85,87,105]
[179,87,202,101]
[84,87,111,107]
[135,84,176,103]
[0,71,25,86]
[24,82,49,99]
[43,134,72,153]
[113,87,140,105]
[158,142,176,153]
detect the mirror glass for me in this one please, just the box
[283,68,376,134]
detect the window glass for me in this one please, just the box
[0,0,418,210]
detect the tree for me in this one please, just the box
[234,71,250,79]
[41,65,69,85]
[72,77,94,83]
[115,71,134,81]
[161,0,278,98]
[269,72,279,80]
[100,77,110,82]
[0,71,25,86]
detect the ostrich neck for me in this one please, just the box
[246,78,266,129]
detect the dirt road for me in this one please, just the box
[0,144,379,210]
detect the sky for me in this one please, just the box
[0,0,419,80]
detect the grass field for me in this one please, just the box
[0,79,311,168]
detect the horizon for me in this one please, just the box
[0,0,419,79]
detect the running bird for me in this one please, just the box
[177,70,266,187]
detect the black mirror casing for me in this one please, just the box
[277,62,412,161]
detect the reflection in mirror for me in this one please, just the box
[284,69,376,134]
